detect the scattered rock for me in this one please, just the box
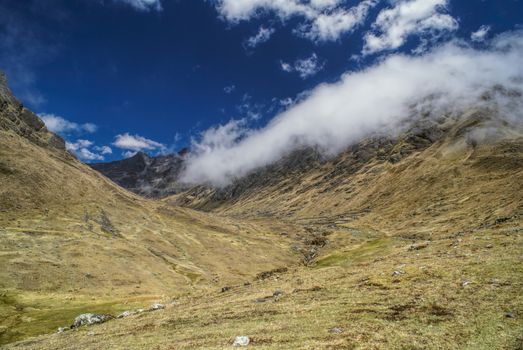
[255,267,288,281]
[408,242,429,251]
[254,296,272,303]
[233,336,250,347]
[221,286,231,293]
[149,303,165,311]
[485,244,494,249]
[330,327,344,334]
[87,331,95,336]
[392,270,405,277]
[71,313,113,328]
[273,289,284,297]
[461,280,471,287]
[505,312,515,318]
[57,327,67,334]
[117,311,133,319]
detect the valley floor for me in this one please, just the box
[4,215,522,350]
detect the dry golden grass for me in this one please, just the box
[0,129,302,345]
[5,218,522,349]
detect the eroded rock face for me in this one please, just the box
[71,313,114,328]
[0,71,65,151]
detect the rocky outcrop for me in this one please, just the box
[90,151,189,198]
[0,72,65,151]
[70,313,114,329]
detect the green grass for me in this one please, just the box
[315,237,394,267]
[0,291,150,345]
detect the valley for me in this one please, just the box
[1,73,522,349]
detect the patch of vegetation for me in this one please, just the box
[0,291,144,346]
[315,237,393,267]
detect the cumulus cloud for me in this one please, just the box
[214,0,378,43]
[113,133,165,153]
[39,113,97,134]
[280,53,325,79]
[112,0,162,11]
[181,31,523,186]
[245,26,275,48]
[363,0,458,55]
[471,25,491,42]
[66,139,111,162]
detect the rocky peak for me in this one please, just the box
[0,72,65,151]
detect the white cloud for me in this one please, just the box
[281,53,325,79]
[215,0,377,43]
[245,26,275,48]
[112,0,162,11]
[39,113,97,134]
[66,139,110,162]
[280,61,293,72]
[363,0,458,55]
[224,85,236,94]
[94,145,113,155]
[181,31,523,186]
[471,25,491,42]
[113,133,165,152]
[298,0,379,42]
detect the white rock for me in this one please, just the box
[233,336,250,347]
[149,303,165,311]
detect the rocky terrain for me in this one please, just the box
[1,72,522,349]
[90,150,190,198]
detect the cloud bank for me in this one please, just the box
[181,31,523,186]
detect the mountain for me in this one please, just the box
[173,108,523,232]
[90,150,190,198]
[2,72,523,350]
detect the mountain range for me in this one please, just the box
[1,72,522,349]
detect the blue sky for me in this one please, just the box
[0,0,522,163]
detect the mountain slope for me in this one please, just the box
[173,109,523,235]
[0,74,301,345]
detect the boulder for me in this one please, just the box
[71,313,113,328]
[233,336,250,347]
[149,303,165,311]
